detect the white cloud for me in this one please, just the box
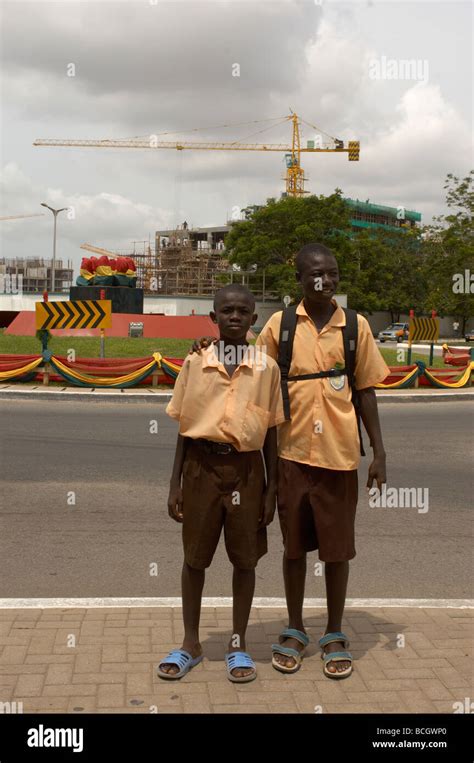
[336,83,473,219]
[0,162,174,265]
[293,19,472,222]
[0,1,471,271]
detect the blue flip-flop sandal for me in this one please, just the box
[225,651,257,683]
[271,628,310,673]
[319,631,353,679]
[156,649,203,680]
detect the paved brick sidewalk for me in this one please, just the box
[0,607,472,714]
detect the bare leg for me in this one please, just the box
[323,560,351,674]
[273,553,308,669]
[159,561,204,675]
[227,567,256,678]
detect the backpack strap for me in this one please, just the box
[277,305,298,421]
[342,308,365,457]
[342,308,357,388]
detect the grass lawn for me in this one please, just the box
[378,347,447,368]
[0,331,194,359]
[1,330,467,370]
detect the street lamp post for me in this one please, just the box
[41,203,68,292]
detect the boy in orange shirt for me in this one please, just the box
[257,243,389,678]
[192,244,389,680]
[157,284,285,682]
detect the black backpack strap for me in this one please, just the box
[342,308,365,456]
[277,305,298,421]
[342,308,357,387]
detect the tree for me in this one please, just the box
[347,227,426,320]
[224,178,473,326]
[225,191,353,300]
[421,171,474,332]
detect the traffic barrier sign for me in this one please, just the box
[36,300,112,330]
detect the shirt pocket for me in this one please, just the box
[322,373,353,409]
[241,401,271,448]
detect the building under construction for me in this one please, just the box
[0,257,74,293]
[79,191,423,302]
[85,223,274,300]
[149,223,232,296]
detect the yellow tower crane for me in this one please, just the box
[34,113,359,198]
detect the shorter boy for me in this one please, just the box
[157,284,285,682]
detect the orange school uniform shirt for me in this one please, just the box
[166,344,286,452]
[255,299,390,470]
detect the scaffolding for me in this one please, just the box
[131,230,273,300]
[81,229,278,301]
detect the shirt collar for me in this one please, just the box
[201,342,256,369]
[296,298,346,328]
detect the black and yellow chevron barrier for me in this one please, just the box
[408,317,439,343]
[35,300,112,330]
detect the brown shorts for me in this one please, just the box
[277,457,358,562]
[181,440,267,570]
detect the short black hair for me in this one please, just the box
[213,283,255,311]
[295,243,338,274]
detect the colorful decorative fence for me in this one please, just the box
[0,352,183,388]
[0,354,472,389]
[375,360,473,389]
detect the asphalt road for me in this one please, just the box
[0,400,472,600]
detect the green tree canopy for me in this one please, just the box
[224,175,473,326]
[421,171,474,330]
[226,191,353,300]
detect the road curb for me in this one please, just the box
[0,388,472,403]
[0,389,173,403]
[374,391,474,403]
[1,597,472,608]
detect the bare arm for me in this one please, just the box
[262,425,278,487]
[357,387,386,491]
[170,433,188,486]
[260,426,278,525]
[168,434,189,522]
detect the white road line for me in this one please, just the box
[0,598,472,609]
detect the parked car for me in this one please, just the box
[465,330,474,342]
[378,322,409,343]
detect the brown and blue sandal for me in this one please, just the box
[319,631,353,679]
[271,628,310,674]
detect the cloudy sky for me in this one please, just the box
[0,0,472,276]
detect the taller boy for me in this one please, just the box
[256,243,390,678]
